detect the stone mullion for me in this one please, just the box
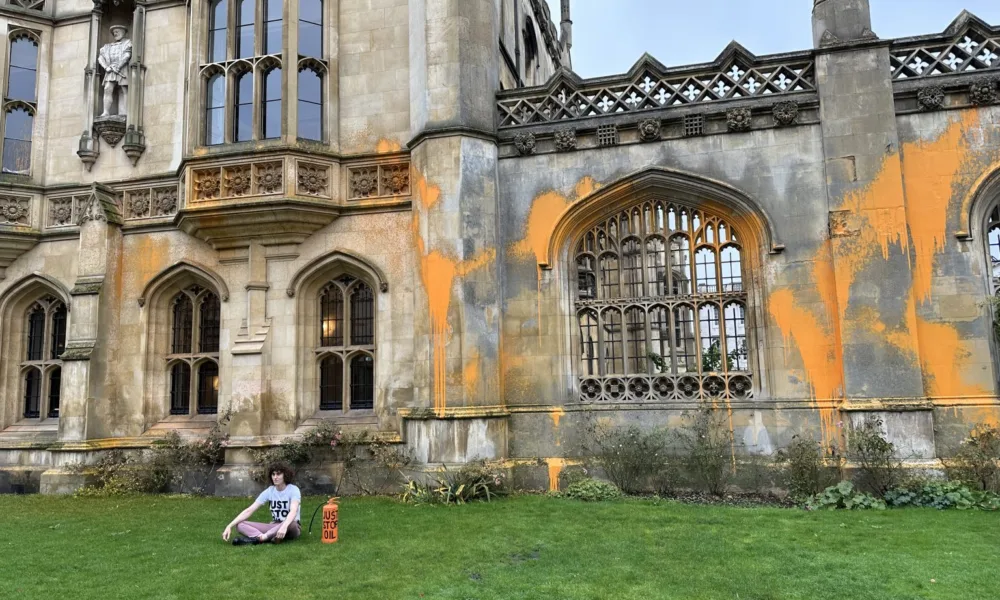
[285,0,299,142]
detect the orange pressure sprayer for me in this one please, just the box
[321,497,339,543]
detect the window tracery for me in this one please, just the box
[167,286,221,415]
[20,296,65,419]
[317,275,375,412]
[574,199,752,402]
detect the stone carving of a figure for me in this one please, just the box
[98,25,132,117]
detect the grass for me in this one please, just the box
[1,494,997,600]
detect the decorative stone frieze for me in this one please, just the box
[890,24,1000,81]
[726,107,752,132]
[347,162,411,200]
[772,101,799,126]
[513,133,536,155]
[380,164,410,196]
[596,124,619,147]
[553,129,577,151]
[48,197,75,227]
[970,78,998,105]
[122,185,178,220]
[297,163,330,197]
[0,196,30,225]
[917,86,946,111]
[193,169,222,201]
[637,118,661,142]
[125,189,150,218]
[151,187,178,216]
[223,165,253,197]
[255,163,283,195]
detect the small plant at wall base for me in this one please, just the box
[776,435,839,500]
[944,424,1000,493]
[676,406,735,496]
[401,460,507,505]
[587,422,671,494]
[563,478,623,502]
[806,481,886,511]
[847,416,904,497]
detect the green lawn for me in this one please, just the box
[1,494,997,600]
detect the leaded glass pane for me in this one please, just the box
[349,354,374,410]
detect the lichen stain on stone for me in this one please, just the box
[411,170,496,417]
[376,139,402,154]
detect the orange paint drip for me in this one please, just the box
[375,139,401,154]
[550,408,565,446]
[463,356,480,400]
[769,289,844,446]
[916,317,991,400]
[902,112,978,303]
[546,458,566,492]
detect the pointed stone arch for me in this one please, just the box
[287,249,389,298]
[138,260,229,308]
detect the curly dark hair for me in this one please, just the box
[266,461,296,485]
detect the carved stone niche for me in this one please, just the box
[78,0,148,170]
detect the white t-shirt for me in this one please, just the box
[255,484,302,522]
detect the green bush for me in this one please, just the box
[563,478,623,502]
[848,416,903,496]
[588,423,671,494]
[945,425,1000,493]
[676,407,734,496]
[805,481,886,511]
[776,436,838,500]
[401,460,507,505]
[885,480,1000,510]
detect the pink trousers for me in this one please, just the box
[237,520,301,542]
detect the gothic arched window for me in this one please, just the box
[167,286,221,415]
[298,65,323,140]
[20,297,66,419]
[987,206,1000,295]
[317,275,376,412]
[262,66,282,139]
[573,199,753,402]
[2,32,39,175]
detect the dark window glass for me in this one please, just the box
[8,37,38,102]
[197,362,219,414]
[199,293,221,353]
[170,363,191,415]
[298,68,322,140]
[23,368,41,418]
[26,306,44,361]
[2,108,32,174]
[50,304,67,359]
[299,0,322,57]
[320,285,343,346]
[349,354,374,410]
[206,74,226,145]
[10,36,37,69]
[237,0,255,58]
[209,0,228,62]
[171,294,194,354]
[235,71,253,142]
[48,368,61,418]
[265,0,283,54]
[263,68,281,138]
[319,355,343,410]
[350,283,374,345]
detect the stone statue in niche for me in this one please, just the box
[98,25,131,117]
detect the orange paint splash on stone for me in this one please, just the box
[546,457,566,492]
[902,111,978,303]
[769,288,844,445]
[550,407,565,446]
[376,139,401,154]
[463,356,480,399]
[916,317,990,400]
[412,170,496,417]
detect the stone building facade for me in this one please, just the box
[1,0,1000,494]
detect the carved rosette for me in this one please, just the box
[48,197,74,226]
[0,195,29,225]
[125,190,150,218]
[381,164,410,196]
[152,187,178,216]
[970,79,998,106]
[553,129,577,152]
[297,163,329,197]
[223,165,252,197]
[637,119,661,142]
[727,107,753,132]
[350,167,378,198]
[772,101,799,126]
[193,170,221,200]
[514,133,536,155]
[255,162,283,195]
[917,87,945,111]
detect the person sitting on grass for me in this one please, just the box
[222,461,302,546]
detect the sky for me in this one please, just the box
[545,0,1000,79]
